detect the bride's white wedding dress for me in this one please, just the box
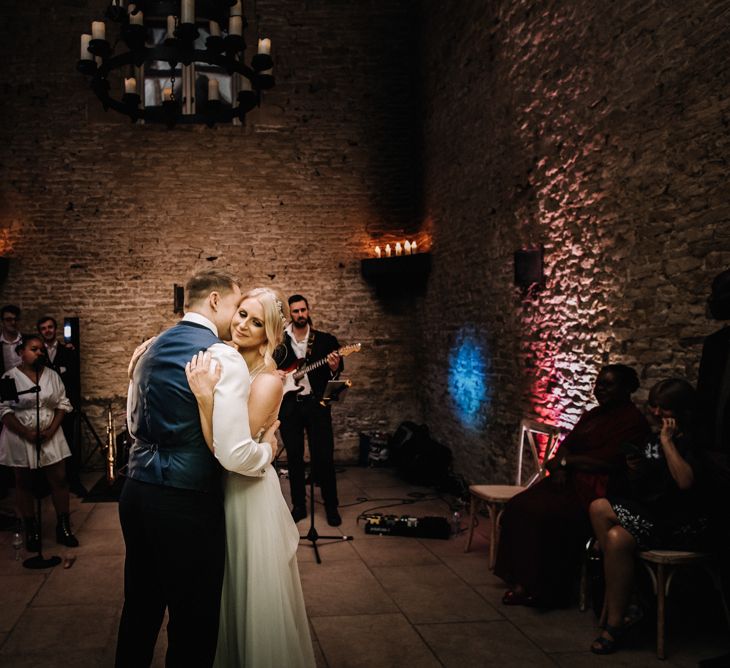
[214,411,315,666]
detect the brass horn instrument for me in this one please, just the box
[106,402,116,484]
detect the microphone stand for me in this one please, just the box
[17,369,61,569]
[298,390,353,565]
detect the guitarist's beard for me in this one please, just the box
[292,317,310,330]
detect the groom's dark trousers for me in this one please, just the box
[115,321,225,667]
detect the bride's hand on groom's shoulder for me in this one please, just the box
[128,337,156,379]
[185,350,221,400]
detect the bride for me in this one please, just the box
[186,287,316,668]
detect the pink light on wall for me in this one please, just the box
[517,235,606,432]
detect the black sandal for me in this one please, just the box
[501,589,539,607]
[590,624,623,655]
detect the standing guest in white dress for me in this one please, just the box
[186,287,316,668]
[0,334,78,550]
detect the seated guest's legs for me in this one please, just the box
[589,499,637,653]
[497,479,586,606]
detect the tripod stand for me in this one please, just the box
[299,457,353,564]
[296,389,353,564]
[78,408,105,469]
[0,373,62,569]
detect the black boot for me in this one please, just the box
[56,513,79,548]
[24,516,40,553]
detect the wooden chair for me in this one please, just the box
[638,549,730,659]
[464,418,561,569]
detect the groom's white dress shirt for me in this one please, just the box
[183,312,272,477]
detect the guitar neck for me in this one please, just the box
[293,355,334,380]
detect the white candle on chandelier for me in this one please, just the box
[374,245,381,258]
[404,240,411,255]
[129,10,143,25]
[230,0,243,16]
[257,38,271,55]
[385,244,392,258]
[166,15,175,38]
[181,0,194,24]
[80,34,93,60]
[208,79,220,101]
[163,87,173,102]
[124,77,136,94]
[229,16,242,36]
[209,20,221,37]
[395,242,403,256]
[411,240,417,253]
[91,21,106,40]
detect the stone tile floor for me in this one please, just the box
[0,466,728,667]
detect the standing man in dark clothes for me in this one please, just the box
[0,305,22,375]
[277,295,343,527]
[697,269,730,455]
[695,269,730,668]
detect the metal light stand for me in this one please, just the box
[298,385,353,564]
[79,409,105,469]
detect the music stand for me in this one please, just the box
[0,376,62,569]
[320,380,351,406]
[299,380,353,564]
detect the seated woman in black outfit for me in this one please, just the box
[588,379,709,655]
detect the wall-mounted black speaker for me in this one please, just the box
[173,284,185,314]
[514,246,544,288]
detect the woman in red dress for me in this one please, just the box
[494,364,649,608]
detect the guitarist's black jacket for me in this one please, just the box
[277,328,344,401]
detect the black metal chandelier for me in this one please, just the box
[77,0,274,127]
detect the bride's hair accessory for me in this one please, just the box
[275,298,287,324]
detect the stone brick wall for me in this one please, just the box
[0,0,423,465]
[2,0,728,482]
[418,0,730,482]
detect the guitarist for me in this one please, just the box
[277,294,343,526]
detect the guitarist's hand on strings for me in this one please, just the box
[326,351,341,373]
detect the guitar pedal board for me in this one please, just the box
[362,513,450,540]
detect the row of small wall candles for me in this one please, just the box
[373,241,418,258]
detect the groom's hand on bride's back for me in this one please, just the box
[263,420,280,461]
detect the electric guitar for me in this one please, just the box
[281,343,362,397]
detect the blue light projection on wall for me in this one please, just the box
[448,328,490,430]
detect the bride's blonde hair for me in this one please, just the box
[241,287,289,371]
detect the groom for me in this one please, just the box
[115,269,278,668]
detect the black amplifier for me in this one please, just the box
[363,513,450,540]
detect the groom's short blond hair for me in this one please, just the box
[185,269,240,308]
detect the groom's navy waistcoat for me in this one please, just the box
[126,320,221,493]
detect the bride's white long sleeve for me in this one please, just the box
[209,342,272,476]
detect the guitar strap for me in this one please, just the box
[305,330,315,361]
